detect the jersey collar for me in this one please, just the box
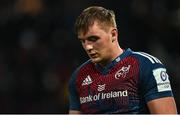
[95,48,132,75]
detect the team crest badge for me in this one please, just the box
[115,65,131,79]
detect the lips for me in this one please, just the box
[89,53,97,58]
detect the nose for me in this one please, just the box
[83,41,93,51]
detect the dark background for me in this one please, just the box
[0,0,179,113]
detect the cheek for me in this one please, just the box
[95,39,110,52]
[94,41,106,50]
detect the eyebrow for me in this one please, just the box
[87,35,99,39]
[78,35,99,40]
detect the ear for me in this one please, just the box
[111,28,118,42]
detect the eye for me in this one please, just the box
[88,36,99,42]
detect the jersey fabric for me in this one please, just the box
[68,48,173,114]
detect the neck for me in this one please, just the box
[99,46,123,67]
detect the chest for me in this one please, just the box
[75,58,140,113]
[76,58,139,93]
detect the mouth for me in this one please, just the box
[89,53,98,58]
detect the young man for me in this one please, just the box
[68,6,177,114]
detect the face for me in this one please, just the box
[78,21,117,66]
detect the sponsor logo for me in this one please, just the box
[82,75,92,86]
[115,57,121,62]
[160,71,168,81]
[97,84,106,92]
[153,68,171,92]
[80,90,128,104]
[115,65,131,79]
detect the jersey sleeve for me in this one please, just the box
[68,70,80,110]
[139,55,173,103]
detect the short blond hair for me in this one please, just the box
[75,6,117,36]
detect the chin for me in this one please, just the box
[91,58,102,64]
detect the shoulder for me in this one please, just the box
[69,59,92,84]
[127,49,166,80]
[129,50,165,72]
[74,59,93,75]
[131,51,162,65]
[123,48,162,66]
[130,51,173,102]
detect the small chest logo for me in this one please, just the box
[97,84,106,92]
[115,65,131,79]
[82,75,92,86]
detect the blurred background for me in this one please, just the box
[0,0,179,113]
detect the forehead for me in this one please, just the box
[78,21,106,39]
